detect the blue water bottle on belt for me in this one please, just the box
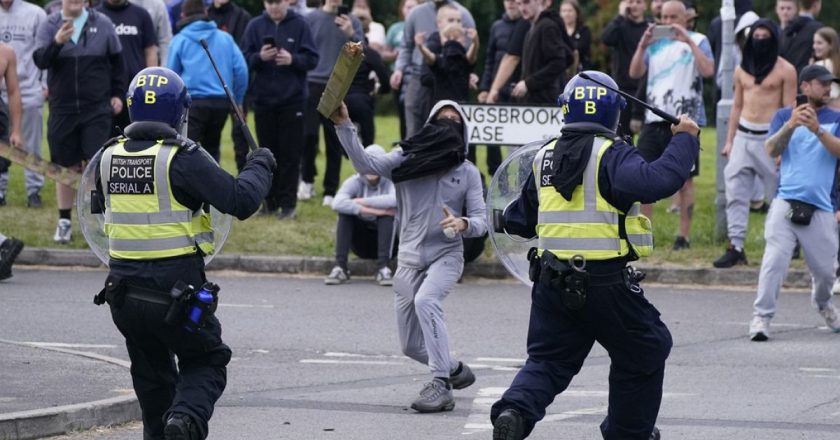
[185,282,218,332]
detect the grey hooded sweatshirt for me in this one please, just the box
[335,100,487,269]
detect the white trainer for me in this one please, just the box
[297,181,314,201]
[53,219,72,244]
[818,303,840,333]
[749,316,770,341]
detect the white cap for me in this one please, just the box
[735,11,760,36]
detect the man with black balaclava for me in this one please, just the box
[714,19,798,269]
[330,99,487,413]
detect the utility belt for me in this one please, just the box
[94,275,220,332]
[527,248,645,310]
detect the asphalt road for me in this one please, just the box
[2,267,839,439]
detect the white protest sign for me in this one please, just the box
[460,104,564,146]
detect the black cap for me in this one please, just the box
[800,64,840,83]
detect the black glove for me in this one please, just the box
[247,147,277,171]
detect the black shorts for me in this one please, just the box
[636,121,700,177]
[47,110,112,167]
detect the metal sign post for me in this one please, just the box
[715,0,736,242]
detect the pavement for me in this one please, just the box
[0,248,825,440]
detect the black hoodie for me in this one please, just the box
[781,15,823,73]
[521,9,574,104]
[741,19,780,85]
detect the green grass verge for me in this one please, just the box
[0,113,781,268]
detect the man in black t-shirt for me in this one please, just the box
[97,0,157,134]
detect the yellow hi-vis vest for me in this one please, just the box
[534,136,653,260]
[100,139,215,260]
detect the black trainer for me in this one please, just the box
[672,236,690,251]
[164,413,200,440]
[493,408,525,440]
[27,192,42,209]
[713,245,747,268]
[0,238,24,281]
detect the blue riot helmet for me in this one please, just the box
[126,67,191,134]
[557,71,626,131]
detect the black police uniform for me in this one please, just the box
[93,121,273,440]
[490,126,699,439]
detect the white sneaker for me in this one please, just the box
[832,277,840,295]
[375,267,393,286]
[818,303,840,333]
[749,316,770,341]
[297,181,314,201]
[322,195,334,207]
[53,219,72,244]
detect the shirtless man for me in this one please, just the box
[0,40,24,204]
[714,19,797,268]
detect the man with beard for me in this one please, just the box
[330,99,487,413]
[714,20,797,268]
[749,64,840,341]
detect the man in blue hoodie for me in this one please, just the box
[167,0,247,162]
[241,0,318,219]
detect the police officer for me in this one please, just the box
[489,71,700,440]
[91,67,275,440]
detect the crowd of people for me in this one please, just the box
[0,0,836,326]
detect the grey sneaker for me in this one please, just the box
[749,316,770,341]
[410,378,454,413]
[450,361,475,390]
[818,303,840,333]
[53,218,72,244]
[493,408,525,440]
[324,266,349,285]
[375,267,393,286]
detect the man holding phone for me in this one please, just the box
[749,64,840,341]
[301,0,363,207]
[628,0,714,251]
[241,0,318,219]
[714,20,797,269]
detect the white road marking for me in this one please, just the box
[324,351,403,359]
[800,367,836,373]
[461,386,695,435]
[218,303,275,308]
[23,342,117,349]
[300,359,404,366]
[475,357,526,363]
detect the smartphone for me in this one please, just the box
[796,94,808,107]
[651,25,675,41]
[262,36,275,47]
[337,4,350,16]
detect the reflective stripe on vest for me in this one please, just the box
[534,137,653,260]
[101,140,215,260]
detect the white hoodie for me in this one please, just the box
[0,0,47,108]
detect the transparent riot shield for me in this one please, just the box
[485,139,549,286]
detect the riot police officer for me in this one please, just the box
[490,71,700,440]
[90,67,275,440]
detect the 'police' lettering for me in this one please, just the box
[108,155,156,195]
[145,91,156,104]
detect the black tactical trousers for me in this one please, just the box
[490,277,672,439]
[110,297,231,440]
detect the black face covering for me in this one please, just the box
[391,116,466,183]
[740,20,779,85]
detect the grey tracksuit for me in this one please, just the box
[335,100,487,378]
[0,0,46,197]
[724,119,777,249]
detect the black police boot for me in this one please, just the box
[164,413,201,440]
[650,426,661,439]
[493,408,525,440]
[712,245,747,268]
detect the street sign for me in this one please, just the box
[460,104,563,146]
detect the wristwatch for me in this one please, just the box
[816,127,826,138]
